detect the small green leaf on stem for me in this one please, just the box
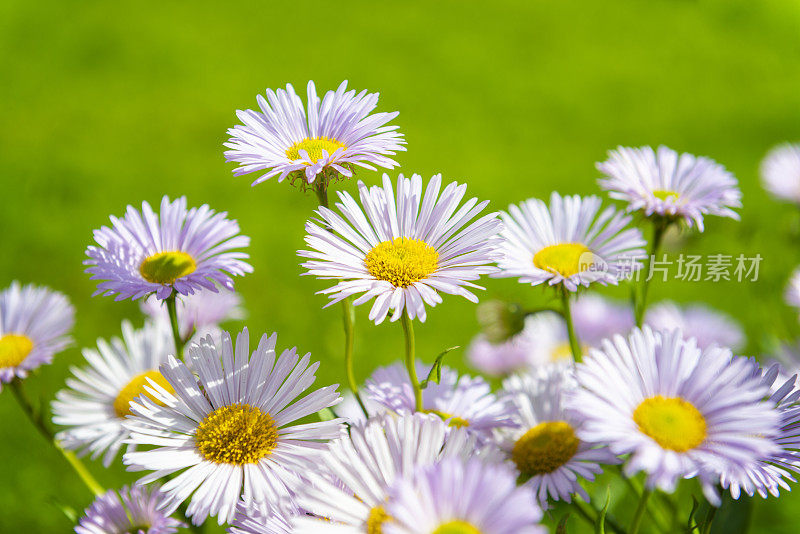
[420,346,459,389]
[596,487,611,534]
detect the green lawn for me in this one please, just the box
[2,0,800,531]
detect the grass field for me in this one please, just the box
[2,0,800,531]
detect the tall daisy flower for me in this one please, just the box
[721,363,800,499]
[300,173,502,323]
[225,80,405,186]
[123,328,343,525]
[364,362,516,439]
[384,457,546,534]
[0,281,74,389]
[52,320,174,467]
[496,367,618,506]
[597,145,741,231]
[85,196,252,301]
[761,143,800,204]
[141,286,245,341]
[494,193,645,291]
[568,327,780,503]
[645,301,744,350]
[291,412,480,533]
[76,485,183,534]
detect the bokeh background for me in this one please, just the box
[2,0,800,531]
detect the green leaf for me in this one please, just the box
[595,487,611,534]
[688,496,700,533]
[556,512,570,534]
[317,407,336,421]
[419,346,459,389]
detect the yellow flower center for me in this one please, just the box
[139,251,197,284]
[0,334,34,368]
[286,136,346,163]
[366,505,392,534]
[424,409,470,428]
[633,395,707,452]
[511,421,579,478]
[433,521,482,534]
[113,370,175,418]
[364,238,439,288]
[652,189,680,202]
[533,243,593,278]
[195,403,278,465]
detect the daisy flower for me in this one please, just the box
[0,281,74,389]
[141,286,245,341]
[645,301,744,350]
[225,80,405,186]
[52,320,174,467]
[494,193,645,291]
[291,412,480,533]
[468,296,633,376]
[496,367,618,506]
[597,145,742,231]
[75,485,183,534]
[365,362,516,439]
[568,327,780,504]
[300,173,502,323]
[761,143,800,204]
[384,457,546,534]
[85,196,252,301]
[720,363,800,499]
[123,328,343,525]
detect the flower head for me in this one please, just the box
[0,281,74,389]
[645,301,744,350]
[494,193,645,291]
[75,485,183,534]
[365,362,516,440]
[123,328,343,525]
[597,145,741,230]
[300,173,502,323]
[384,457,546,534]
[568,327,779,504]
[720,363,800,499]
[225,80,405,186]
[496,367,618,506]
[291,412,481,533]
[53,320,174,467]
[85,196,252,301]
[761,143,800,204]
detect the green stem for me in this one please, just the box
[629,488,652,534]
[700,505,717,534]
[10,379,105,497]
[561,289,583,363]
[401,314,424,412]
[165,293,185,359]
[313,177,368,419]
[314,175,330,208]
[635,220,667,327]
[342,298,368,418]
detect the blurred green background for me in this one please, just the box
[2,0,800,531]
